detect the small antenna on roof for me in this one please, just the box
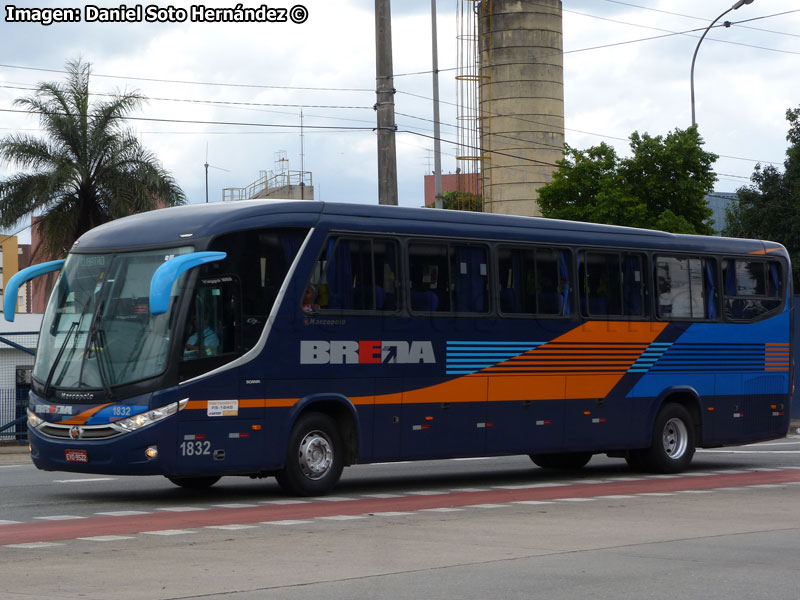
[205,143,230,203]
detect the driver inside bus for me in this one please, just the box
[183,306,220,359]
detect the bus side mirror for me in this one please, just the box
[2,259,66,322]
[149,251,227,315]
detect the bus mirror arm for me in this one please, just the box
[2,259,66,322]
[149,251,227,315]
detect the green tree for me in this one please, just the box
[538,126,717,235]
[724,107,800,286]
[0,59,185,257]
[438,190,482,212]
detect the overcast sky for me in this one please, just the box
[1,0,799,242]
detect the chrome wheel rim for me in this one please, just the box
[662,417,688,460]
[297,430,334,480]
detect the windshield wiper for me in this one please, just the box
[84,299,115,400]
[92,326,115,400]
[42,321,78,399]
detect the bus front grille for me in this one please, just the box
[37,424,123,440]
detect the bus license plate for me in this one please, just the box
[65,449,88,463]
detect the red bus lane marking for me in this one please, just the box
[2,469,800,546]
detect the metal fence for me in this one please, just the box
[0,332,37,442]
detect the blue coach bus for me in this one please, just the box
[4,201,793,495]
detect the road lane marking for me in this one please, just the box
[495,483,568,490]
[5,542,63,549]
[310,496,356,502]
[5,467,800,547]
[95,511,151,517]
[361,493,404,498]
[141,529,195,536]
[370,511,413,517]
[211,504,258,509]
[205,524,260,530]
[78,535,135,542]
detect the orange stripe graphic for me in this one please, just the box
[58,403,114,425]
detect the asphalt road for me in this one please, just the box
[1,436,800,599]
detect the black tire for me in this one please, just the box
[530,452,592,470]
[276,412,344,496]
[167,475,221,489]
[636,403,696,473]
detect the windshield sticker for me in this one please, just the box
[207,400,239,417]
[80,256,105,267]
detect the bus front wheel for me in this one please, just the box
[631,403,696,473]
[276,412,344,496]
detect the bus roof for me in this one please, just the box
[71,200,783,258]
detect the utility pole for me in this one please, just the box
[375,0,399,206]
[431,0,443,209]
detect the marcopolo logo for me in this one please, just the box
[301,340,436,365]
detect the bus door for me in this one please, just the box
[175,276,265,472]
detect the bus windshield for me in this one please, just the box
[33,247,192,391]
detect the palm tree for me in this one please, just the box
[0,59,185,258]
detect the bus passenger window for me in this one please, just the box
[497,246,571,316]
[409,243,447,312]
[307,237,400,312]
[579,251,645,318]
[656,256,715,320]
[408,242,488,314]
[722,259,782,320]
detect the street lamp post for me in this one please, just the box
[690,0,755,126]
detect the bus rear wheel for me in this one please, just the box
[530,452,592,470]
[276,412,344,496]
[632,403,696,473]
[167,475,221,489]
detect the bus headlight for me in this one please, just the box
[114,400,186,432]
[27,409,44,428]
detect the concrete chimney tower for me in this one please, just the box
[478,0,565,216]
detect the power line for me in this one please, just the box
[0,62,373,93]
[396,88,783,166]
[0,83,373,110]
[0,107,376,131]
[597,0,800,38]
